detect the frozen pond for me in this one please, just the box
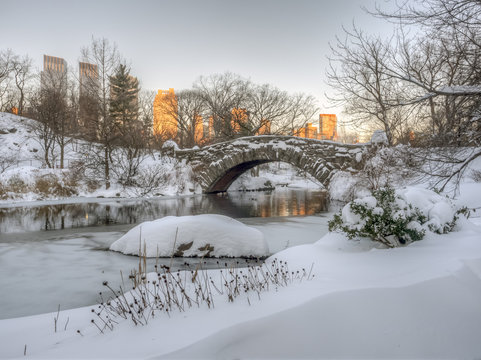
[0,190,333,319]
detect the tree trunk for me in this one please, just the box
[104,147,110,189]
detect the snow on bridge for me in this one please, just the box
[168,135,369,193]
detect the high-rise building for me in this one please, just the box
[194,113,204,145]
[79,62,98,95]
[318,114,338,141]
[78,61,99,135]
[293,122,318,139]
[41,55,67,91]
[207,116,214,139]
[44,54,67,73]
[291,114,338,141]
[153,88,178,140]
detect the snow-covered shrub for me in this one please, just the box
[33,173,77,197]
[328,187,462,248]
[131,164,170,196]
[6,175,28,193]
[0,180,6,199]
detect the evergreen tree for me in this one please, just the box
[109,64,148,185]
[109,63,139,135]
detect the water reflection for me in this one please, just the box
[0,189,328,234]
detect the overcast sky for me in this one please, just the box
[1,0,397,116]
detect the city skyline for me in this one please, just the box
[1,0,397,117]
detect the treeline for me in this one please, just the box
[163,73,318,148]
[0,38,153,189]
[0,37,319,189]
[328,0,481,147]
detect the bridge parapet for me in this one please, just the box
[170,135,368,193]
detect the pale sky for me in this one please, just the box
[1,0,397,116]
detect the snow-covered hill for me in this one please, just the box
[0,112,198,202]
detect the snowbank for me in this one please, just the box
[2,222,481,359]
[109,214,269,258]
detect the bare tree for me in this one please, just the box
[138,89,155,141]
[29,84,67,168]
[0,49,12,111]
[80,37,121,189]
[176,89,206,148]
[276,92,319,135]
[193,73,318,142]
[10,54,34,115]
[194,72,251,141]
[327,26,405,145]
[361,0,481,190]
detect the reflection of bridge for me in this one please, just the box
[172,136,368,193]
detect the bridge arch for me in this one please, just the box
[174,136,367,193]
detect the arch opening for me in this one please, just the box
[206,160,271,193]
[205,160,324,194]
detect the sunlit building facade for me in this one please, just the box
[292,114,338,141]
[79,62,98,95]
[194,113,204,145]
[318,114,338,141]
[78,62,99,132]
[293,122,318,139]
[153,88,178,140]
[41,55,67,91]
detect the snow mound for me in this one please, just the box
[110,214,269,258]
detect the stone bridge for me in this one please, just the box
[172,136,368,193]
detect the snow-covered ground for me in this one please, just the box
[0,180,480,359]
[1,112,481,358]
[0,199,480,358]
[0,215,330,320]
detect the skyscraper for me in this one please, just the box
[79,61,98,96]
[153,88,178,141]
[41,55,67,91]
[78,61,99,135]
[318,114,338,140]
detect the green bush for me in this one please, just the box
[328,187,428,248]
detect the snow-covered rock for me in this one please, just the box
[109,214,269,258]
